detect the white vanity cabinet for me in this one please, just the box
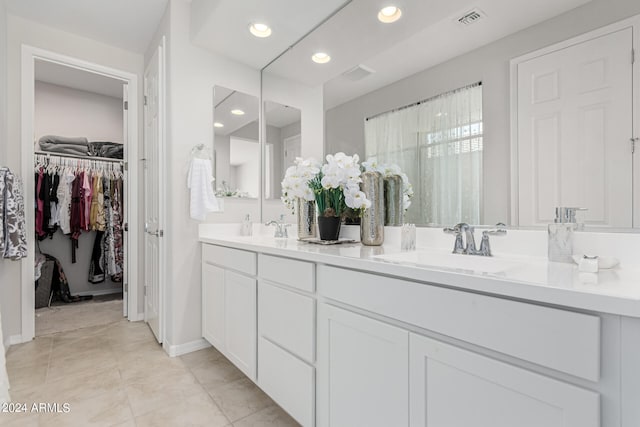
[409,333,599,427]
[257,254,316,427]
[201,244,257,380]
[317,303,409,427]
[317,264,602,427]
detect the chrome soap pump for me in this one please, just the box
[548,207,586,263]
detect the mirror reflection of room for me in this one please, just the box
[264,101,302,200]
[213,86,259,198]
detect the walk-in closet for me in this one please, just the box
[32,59,128,336]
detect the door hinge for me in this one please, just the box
[144,285,147,297]
[144,96,148,106]
[632,137,638,154]
[632,48,635,64]
[124,100,129,111]
[124,283,128,292]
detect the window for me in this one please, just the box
[365,82,482,225]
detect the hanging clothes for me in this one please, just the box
[57,168,74,234]
[88,230,105,283]
[111,178,124,281]
[90,173,105,231]
[35,169,45,237]
[70,173,83,263]
[82,171,92,231]
[1,167,28,260]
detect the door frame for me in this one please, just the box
[20,45,141,342]
[509,14,640,226]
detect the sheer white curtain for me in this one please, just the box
[365,83,483,225]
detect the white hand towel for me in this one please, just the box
[187,158,219,221]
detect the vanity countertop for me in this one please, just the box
[199,230,640,318]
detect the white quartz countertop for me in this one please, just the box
[199,230,640,318]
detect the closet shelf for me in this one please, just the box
[34,151,124,164]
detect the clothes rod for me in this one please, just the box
[34,151,124,164]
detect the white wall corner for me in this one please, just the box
[166,338,211,358]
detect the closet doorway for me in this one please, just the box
[20,47,140,341]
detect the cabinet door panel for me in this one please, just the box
[202,263,225,350]
[225,270,257,380]
[317,303,409,427]
[409,333,600,427]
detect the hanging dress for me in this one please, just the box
[70,173,83,263]
[111,177,124,281]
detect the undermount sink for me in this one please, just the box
[372,250,526,274]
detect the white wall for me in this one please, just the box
[0,0,10,349]
[325,0,640,226]
[146,0,261,351]
[3,13,144,342]
[34,81,124,296]
[34,81,123,143]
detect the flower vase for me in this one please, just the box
[317,216,342,241]
[360,171,384,246]
[384,174,404,226]
[296,199,317,240]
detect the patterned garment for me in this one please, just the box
[90,174,106,231]
[111,178,124,280]
[0,169,5,253]
[103,177,117,276]
[1,168,28,260]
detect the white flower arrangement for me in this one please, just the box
[362,157,414,211]
[281,157,321,213]
[281,153,371,217]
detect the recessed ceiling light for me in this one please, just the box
[378,6,402,23]
[312,52,331,64]
[249,23,272,38]
[214,122,224,128]
[231,109,245,116]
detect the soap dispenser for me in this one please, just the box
[242,214,252,237]
[548,207,586,263]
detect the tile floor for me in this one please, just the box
[1,320,300,426]
[35,297,123,337]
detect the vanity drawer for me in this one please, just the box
[259,281,315,363]
[318,265,600,382]
[258,336,315,427]
[202,244,257,276]
[259,253,314,292]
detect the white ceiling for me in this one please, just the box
[262,0,592,109]
[214,87,259,137]
[4,0,168,53]
[35,59,125,99]
[265,102,301,129]
[190,0,349,69]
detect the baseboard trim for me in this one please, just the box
[166,338,211,357]
[75,288,123,297]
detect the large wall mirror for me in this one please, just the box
[261,0,640,229]
[214,85,259,199]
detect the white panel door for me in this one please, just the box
[202,263,225,350]
[143,42,165,342]
[224,270,257,381]
[517,27,633,227]
[409,333,600,427]
[317,303,409,427]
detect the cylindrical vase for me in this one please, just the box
[296,199,317,240]
[360,171,384,246]
[384,174,403,226]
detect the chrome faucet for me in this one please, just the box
[443,223,506,256]
[265,215,290,238]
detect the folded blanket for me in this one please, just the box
[39,135,89,146]
[38,135,89,156]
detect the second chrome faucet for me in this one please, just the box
[443,223,506,256]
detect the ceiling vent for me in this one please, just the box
[342,64,376,82]
[456,8,485,26]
